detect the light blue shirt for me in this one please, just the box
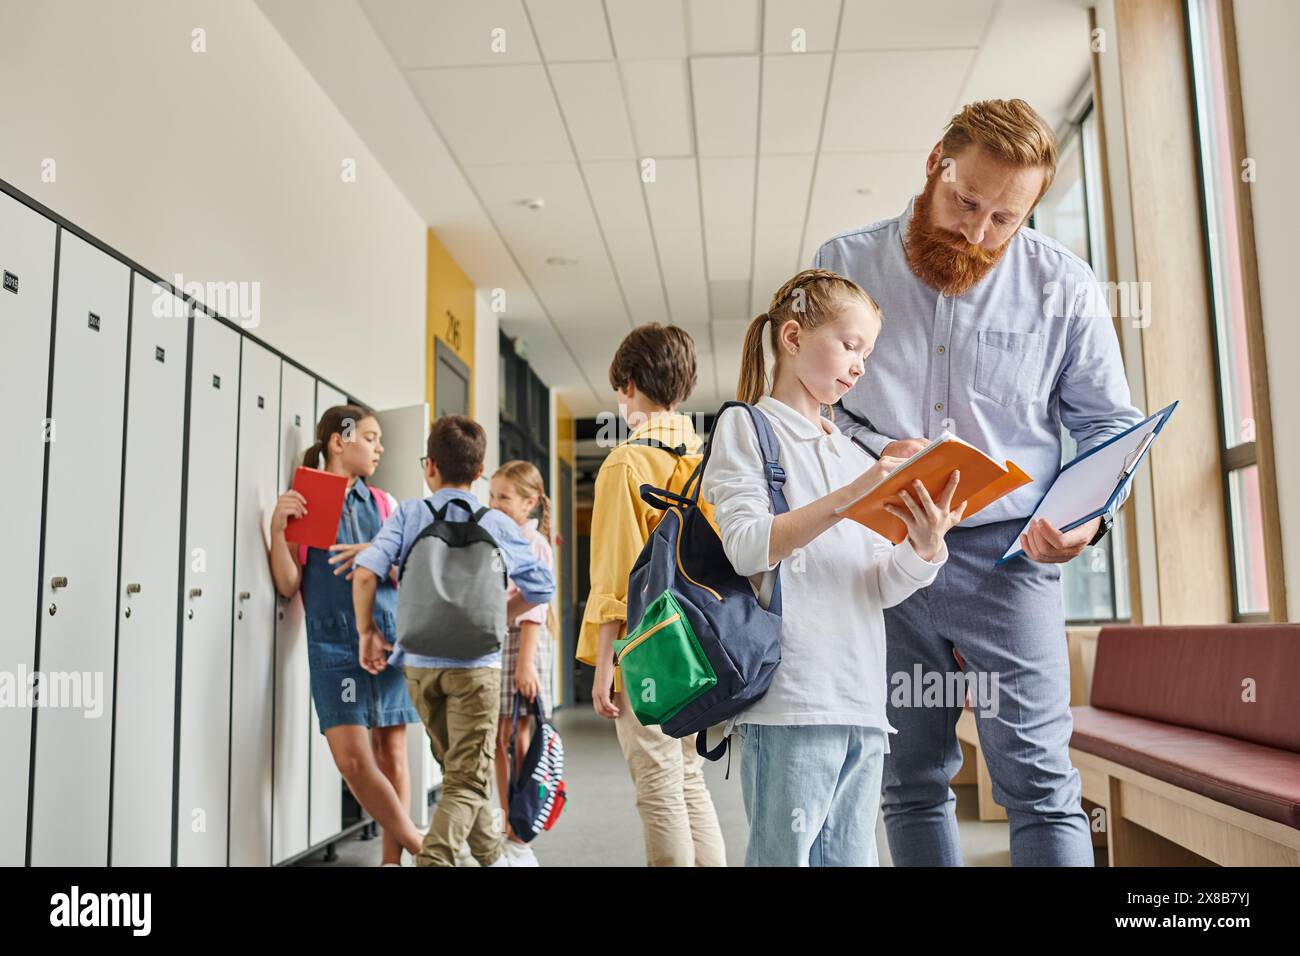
[814,197,1145,527]
[356,488,556,669]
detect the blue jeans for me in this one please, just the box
[739,723,887,867]
[880,517,1094,866]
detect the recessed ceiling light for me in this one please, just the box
[856,187,873,197]
[519,197,545,210]
[546,256,579,266]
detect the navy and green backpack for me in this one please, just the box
[617,401,788,760]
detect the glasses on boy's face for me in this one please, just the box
[419,456,429,468]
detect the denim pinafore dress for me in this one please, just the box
[302,477,419,732]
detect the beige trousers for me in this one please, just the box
[612,689,727,866]
[404,665,504,867]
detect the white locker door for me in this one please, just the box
[176,312,240,866]
[110,275,188,865]
[0,194,57,866]
[229,340,280,866]
[272,363,314,863]
[29,231,130,865]
[308,380,349,846]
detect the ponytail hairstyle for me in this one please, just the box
[303,403,378,470]
[737,268,883,406]
[493,459,557,636]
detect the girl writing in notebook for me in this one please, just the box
[268,404,424,866]
[700,269,966,866]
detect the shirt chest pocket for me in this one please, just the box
[973,330,1045,407]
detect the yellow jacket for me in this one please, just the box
[578,413,703,694]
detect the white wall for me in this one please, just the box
[0,0,425,410]
[1233,0,1298,620]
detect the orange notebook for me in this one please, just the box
[835,434,1032,544]
[283,466,349,550]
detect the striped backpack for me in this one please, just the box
[506,693,567,842]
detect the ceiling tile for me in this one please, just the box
[759,52,833,154]
[691,55,760,156]
[605,0,686,59]
[621,59,695,156]
[584,160,671,325]
[409,65,571,164]
[763,0,841,53]
[838,0,997,50]
[524,0,613,61]
[821,50,976,152]
[755,153,816,228]
[687,0,761,55]
[700,156,755,281]
[361,0,539,68]
[958,0,1092,126]
[466,162,626,326]
[550,61,636,160]
[750,227,806,313]
[805,151,926,241]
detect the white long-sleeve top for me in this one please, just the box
[700,395,948,735]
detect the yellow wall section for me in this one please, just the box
[556,397,575,465]
[554,397,575,704]
[426,229,476,421]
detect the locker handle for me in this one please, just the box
[238,591,251,601]
[189,587,203,599]
[126,582,142,594]
[50,576,68,590]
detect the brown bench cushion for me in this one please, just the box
[1089,624,1300,752]
[1071,705,1300,828]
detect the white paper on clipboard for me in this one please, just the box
[1000,409,1168,562]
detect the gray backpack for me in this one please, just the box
[396,500,507,660]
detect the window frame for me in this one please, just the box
[1185,0,1284,621]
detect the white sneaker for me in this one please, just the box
[486,852,510,867]
[502,841,540,867]
[400,848,415,868]
[380,863,400,868]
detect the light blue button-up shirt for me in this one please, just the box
[813,197,1145,527]
[356,488,556,669]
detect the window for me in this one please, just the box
[1187,0,1270,618]
[1034,102,1130,624]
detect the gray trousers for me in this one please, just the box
[880,517,1094,866]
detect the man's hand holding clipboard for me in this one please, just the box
[1000,401,1178,566]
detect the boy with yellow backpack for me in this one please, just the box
[578,323,726,867]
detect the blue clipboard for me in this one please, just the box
[997,400,1178,565]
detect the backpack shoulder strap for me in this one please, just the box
[686,401,789,515]
[627,437,688,456]
[370,484,392,522]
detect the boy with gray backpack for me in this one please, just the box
[352,416,556,867]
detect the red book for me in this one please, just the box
[283,466,348,550]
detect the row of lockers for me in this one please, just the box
[0,183,365,865]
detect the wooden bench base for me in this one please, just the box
[1072,748,1300,866]
[953,710,1299,864]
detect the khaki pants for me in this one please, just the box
[613,689,727,866]
[404,665,504,867]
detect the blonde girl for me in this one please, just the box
[488,459,557,866]
[700,268,966,867]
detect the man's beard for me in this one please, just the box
[905,174,1013,296]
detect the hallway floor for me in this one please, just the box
[298,704,1049,867]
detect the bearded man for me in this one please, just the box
[814,98,1144,866]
